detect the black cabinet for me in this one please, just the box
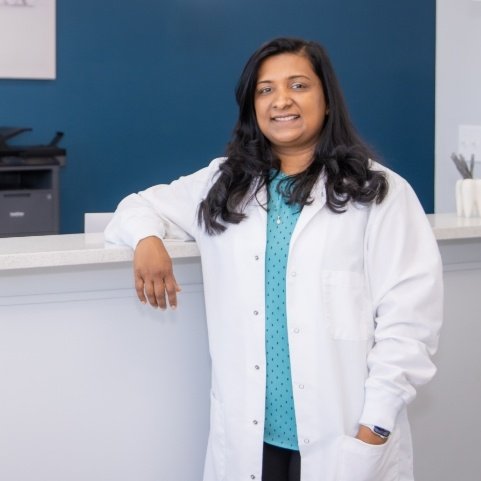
[0,164,60,237]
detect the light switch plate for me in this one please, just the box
[458,125,481,162]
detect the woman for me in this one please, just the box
[105,37,443,481]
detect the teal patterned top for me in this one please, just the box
[264,172,302,451]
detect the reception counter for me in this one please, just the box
[0,213,480,481]
[0,235,208,481]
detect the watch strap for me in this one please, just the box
[365,424,391,439]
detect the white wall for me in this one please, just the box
[435,0,481,212]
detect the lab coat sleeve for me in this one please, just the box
[104,158,224,248]
[359,177,443,432]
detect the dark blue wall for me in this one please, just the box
[0,0,435,233]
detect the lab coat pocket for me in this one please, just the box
[321,270,371,340]
[336,430,400,481]
[209,391,226,480]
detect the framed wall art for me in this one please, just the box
[0,0,56,79]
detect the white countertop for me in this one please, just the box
[427,213,481,240]
[0,213,479,271]
[0,233,199,271]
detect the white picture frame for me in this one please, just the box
[0,0,56,79]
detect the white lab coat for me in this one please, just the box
[105,157,443,481]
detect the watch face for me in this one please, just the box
[373,426,391,438]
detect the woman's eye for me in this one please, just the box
[291,83,306,90]
[257,87,272,95]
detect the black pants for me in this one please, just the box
[262,442,301,481]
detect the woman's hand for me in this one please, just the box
[133,236,181,309]
[355,425,388,445]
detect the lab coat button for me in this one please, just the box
[250,476,256,480]
[291,271,297,277]
[293,328,300,334]
[253,310,259,316]
[254,365,260,370]
[304,438,310,444]
[299,384,304,389]
[253,419,258,425]
[254,255,259,261]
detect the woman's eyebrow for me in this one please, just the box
[256,74,312,84]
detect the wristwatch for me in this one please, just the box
[365,424,391,440]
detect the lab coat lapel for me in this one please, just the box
[289,176,327,252]
[245,181,268,243]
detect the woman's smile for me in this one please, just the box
[271,114,300,122]
[254,52,328,164]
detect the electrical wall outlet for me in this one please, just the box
[458,125,481,162]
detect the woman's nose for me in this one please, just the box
[272,88,293,109]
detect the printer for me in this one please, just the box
[0,127,67,237]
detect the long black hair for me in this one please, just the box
[198,37,388,235]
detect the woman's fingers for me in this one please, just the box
[153,278,168,309]
[133,236,181,309]
[135,274,148,304]
[164,274,181,309]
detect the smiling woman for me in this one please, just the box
[197,37,388,235]
[254,53,328,174]
[104,37,443,481]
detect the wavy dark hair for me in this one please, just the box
[198,37,388,234]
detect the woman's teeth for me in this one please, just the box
[273,115,299,122]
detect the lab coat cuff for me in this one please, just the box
[121,218,165,249]
[132,231,165,249]
[358,388,405,432]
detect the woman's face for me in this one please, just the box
[254,53,327,159]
